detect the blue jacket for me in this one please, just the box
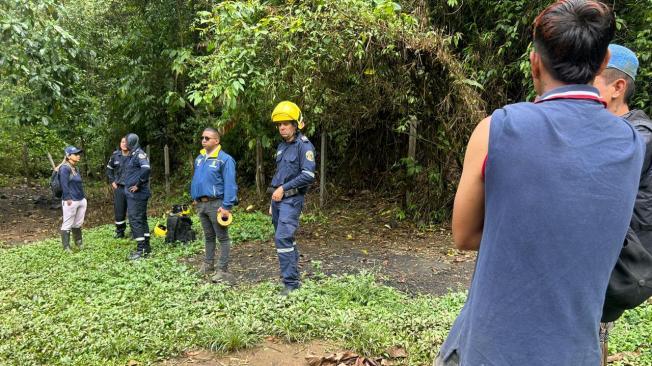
[123,147,151,199]
[59,164,85,201]
[271,133,316,191]
[190,146,238,210]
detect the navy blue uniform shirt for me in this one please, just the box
[271,133,316,191]
[123,147,151,197]
[59,164,85,201]
[106,150,131,185]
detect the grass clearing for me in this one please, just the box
[0,212,650,365]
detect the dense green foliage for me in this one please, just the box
[1,0,651,220]
[1,223,650,365]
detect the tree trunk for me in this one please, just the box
[320,132,327,209]
[80,137,89,177]
[22,142,29,181]
[189,153,195,176]
[255,137,265,196]
[408,117,418,161]
[406,117,419,207]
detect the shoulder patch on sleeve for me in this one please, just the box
[306,150,314,162]
[138,153,146,159]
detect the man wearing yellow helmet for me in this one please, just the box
[269,101,316,296]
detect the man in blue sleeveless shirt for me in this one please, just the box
[437,1,644,365]
[594,44,652,365]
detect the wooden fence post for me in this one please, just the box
[22,143,29,181]
[164,144,170,195]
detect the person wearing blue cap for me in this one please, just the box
[57,146,86,252]
[594,44,652,366]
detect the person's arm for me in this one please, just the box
[452,116,490,251]
[59,165,73,202]
[128,152,150,192]
[221,157,238,210]
[136,154,151,186]
[106,154,116,183]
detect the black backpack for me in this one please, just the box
[50,170,63,199]
[165,215,196,244]
[602,228,652,322]
[50,166,73,200]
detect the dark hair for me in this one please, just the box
[602,68,636,104]
[203,127,221,139]
[533,0,615,84]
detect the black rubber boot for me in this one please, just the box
[200,261,215,275]
[144,236,152,255]
[129,239,149,260]
[71,228,83,249]
[114,223,126,238]
[61,230,72,253]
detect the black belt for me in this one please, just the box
[266,187,305,197]
[198,196,219,202]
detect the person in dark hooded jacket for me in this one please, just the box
[122,133,152,260]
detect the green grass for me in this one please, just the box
[0,218,650,365]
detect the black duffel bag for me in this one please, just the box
[165,215,196,244]
[602,227,652,322]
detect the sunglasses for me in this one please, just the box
[201,136,216,141]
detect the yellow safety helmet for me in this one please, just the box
[154,224,167,238]
[271,101,304,129]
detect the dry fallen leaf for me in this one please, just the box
[608,351,640,362]
[387,347,407,359]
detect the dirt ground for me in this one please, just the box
[0,182,115,247]
[161,339,339,366]
[1,183,475,365]
[187,193,475,297]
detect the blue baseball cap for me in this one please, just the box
[607,44,639,81]
[64,146,83,155]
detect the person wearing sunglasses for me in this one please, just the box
[191,127,238,283]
